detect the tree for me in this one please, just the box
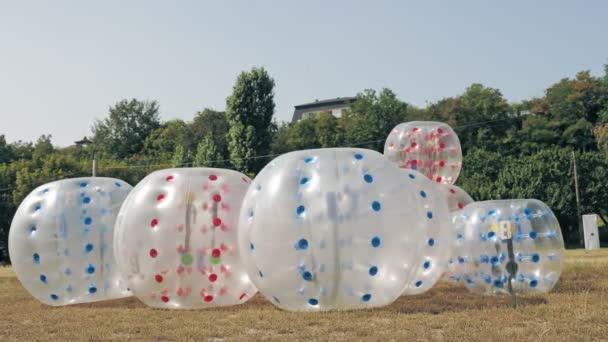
[171,144,186,167]
[93,99,161,158]
[0,135,13,164]
[144,119,192,158]
[193,135,223,167]
[32,135,54,163]
[226,67,276,173]
[190,109,229,161]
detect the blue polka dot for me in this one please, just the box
[88,286,97,294]
[297,238,309,250]
[427,238,435,247]
[258,270,264,278]
[30,226,37,233]
[249,210,254,218]
[408,173,416,179]
[363,174,373,183]
[84,243,94,253]
[299,177,309,185]
[249,243,254,251]
[273,296,280,303]
[529,231,537,239]
[487,232,496,238]
[114,182,121,187]
[82,197,91,204]
[42,188,49,194]
[39,274,47,283]
[85,264,95,274]
[458,256,465,264]
[490,256,499,265]
[523,208,531,215]
[423,261,431,269]
[494,280,503,288]
[50,294,59,300]
[487,210,496,216]
[361,294,372,302]
[371,201,381,211]
[529,280,538,288]
[531,254,540,263]
[80,182,88,188]
[354,153,363,160]
[296,205,305,216]
[371,236,381,248]
[480,255,489,263]
[84,217,92,225]
[308,298,319,305]
[484,275,492,284]
[304,157,315,164]
[34,204,41,212]
[415,280,423,287]
[33,253,40,264]
[302,271,313,281]
[420,190,427,198]
[426,211,433,219]
[64,268,72,276]
[369,266,378,276]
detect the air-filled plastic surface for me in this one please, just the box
[8,177,132,306]
[238,148,451,311]
[114,168,257,309]
[450,199,564,295]
[384,121,462,184]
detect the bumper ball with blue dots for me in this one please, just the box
[8,177,133,306]
[237,148,452,311]
[449,199,564,295]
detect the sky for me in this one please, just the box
[1,1,607,147]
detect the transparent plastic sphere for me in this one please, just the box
[8,177,132,306]
[113,168,257,309]
[450,199,564,295]
[238,148,451,311]
[384,121,462,184]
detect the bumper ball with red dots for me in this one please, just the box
[8,177,133,306]
[237,148,451,311]
[450,199,564,295]
[113,168,257,309]
[384,121,462,185]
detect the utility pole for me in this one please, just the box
[571,151,584,248]
[92,151,97,177]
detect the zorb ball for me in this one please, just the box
[384,121,462,184]
[451,199,564,295]
[113,168,257,309]
[8,177,132,306]
[238,148,451,311]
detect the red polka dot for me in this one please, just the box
[413,127,419,132]
[411,142,417,148]
[149,249,158,258]
[439,142,446,149]
[437,128,443,134]
[166,175,174,182]
[209,175,218,181]
[239,293,247,300]
[150,219,158,228]
[161,296,169,303]
[212,194,222,202]
[450,189,456,194]
[411,160,418,166]
[204,295,213,302]
[208,273,218,282]
[155,274,163,283]
[211,248,221,258]
[156,194,165,202]
[435,176,442,183]
[438,160,445,167]
[212,217,222,227]
[242,177,249,183]
[457,202,464,209]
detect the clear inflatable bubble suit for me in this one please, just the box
[384,121,462,184]
[238,148,451,311]
[114,168,257,309]
[450,199,564,295]
[8,177,132,306]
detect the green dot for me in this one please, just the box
[181,253,193,266]
[210,256,221,264]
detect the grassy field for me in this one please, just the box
[1,249,607,341]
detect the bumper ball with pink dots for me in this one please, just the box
[113,168,257,309]
[237,148,451,311]
[450,199,564,295]
[8,177,133,306]
[384,121,462,184]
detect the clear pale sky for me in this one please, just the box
[1,1,607,146]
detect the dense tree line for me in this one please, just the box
[1,65,608,263]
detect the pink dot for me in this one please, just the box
[208,273,218,282]
[457,202,464,209]
[166,175,174,182]
[450,189,456,194]
[411,160,418,166]
[438,160,445,167]
[155,274,163,283]
[212,194,222,202]
[242,177,249,183]
[150,219,158,228]
[211,248,221,258]
[439,142,446,149]
[161,296,169,303]
[156,194,165,202]
[239,293,247,300]
[413,127,419,132]
[149,249,158,258]
[204,295,213,302]
[209,175,218,181]
[437,128,443,134]
[411,142,417,148]
[435,176,442,183]
[212,217,222,227]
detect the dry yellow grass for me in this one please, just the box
[1,249,607,341]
